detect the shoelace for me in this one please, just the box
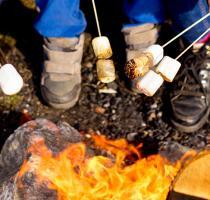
[174,44,210,98]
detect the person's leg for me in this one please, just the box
[124,0,164,27]
[35,0,86,109]
[35,0,86,37]
[123,0,164,61]
[122,0,164,92]
[165,0,210,43]
[166,0,210,132]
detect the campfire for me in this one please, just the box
[0,119,209,200]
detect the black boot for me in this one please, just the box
[170,43,210,132]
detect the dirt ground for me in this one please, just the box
[0,0,209,153]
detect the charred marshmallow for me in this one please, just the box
[136,70,164,96]
[125,52,153,80]
[96,59,116,83]
[92,36,113,59]
[125,45,164,79]
[156,56,181,82]
[0,64,23,95]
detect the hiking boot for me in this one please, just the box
[170,44,210,132]
[41,34,84,109]
[122,24,158,92]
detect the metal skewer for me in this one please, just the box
[91,0,102,37]
[175,27,210,60]
[162,13,210,48]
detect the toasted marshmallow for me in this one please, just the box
[0,64,23,95]
[96,59,116,83]
[92,36,113,59]
[145,44,164,65]
[136,70,163,96]
[125,52,153,79]
[125,44,164,80]
[156,56,181,82]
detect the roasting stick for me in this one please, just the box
[175,27,210,60]
[162,13,210,48]
[91,0,101,37]
[124,13,210,80]
[91,0,116,83]
[137,28,210,96]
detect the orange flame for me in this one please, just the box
[17,135,181,200]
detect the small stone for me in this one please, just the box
[99,88,117,94]
[148,112,156,121]
[103,102,110,108]
[157,112,162,118]
[85,134,91,138]
[150,103,158,109]
[95,106,106,114]
[107,82,118,90]
[141,121,147,127]
[111,114,117,121]
[127,132,138,141]
[87,73,93,82]
[112,109,116,114]
[83,62,93,68]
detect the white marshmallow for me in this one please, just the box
[156,56,181,82]
[0,64,23,95]
[97,59,116,83]
[136,70,163,96]
[92,36,113,59]
[145,45,164,65]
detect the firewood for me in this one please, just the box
[172,151,210,199]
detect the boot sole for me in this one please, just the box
[41,86,81,110]
[171,108,210,133]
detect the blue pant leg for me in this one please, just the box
[123,0,164,27]
[166,0,210,43]
[34,0,87,37]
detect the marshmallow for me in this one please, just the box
[136,70,164,96]
[0,64,23,95]
[125,52,153,79]
[156,56,181,82]
[144,44,164,65]
[96,59,116,83]
[124,45,164,80]
[92,36,113,59]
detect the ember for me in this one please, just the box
[16,134,181,200]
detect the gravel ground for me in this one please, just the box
[0,0,209,152]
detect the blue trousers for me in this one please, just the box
[35,0,210,43]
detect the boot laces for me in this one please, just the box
[175,44,210,100]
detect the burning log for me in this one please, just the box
[169,151,210,200]
[0,119,83,187]
[0,119,209,200]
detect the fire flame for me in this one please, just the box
[17,135,181,200]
